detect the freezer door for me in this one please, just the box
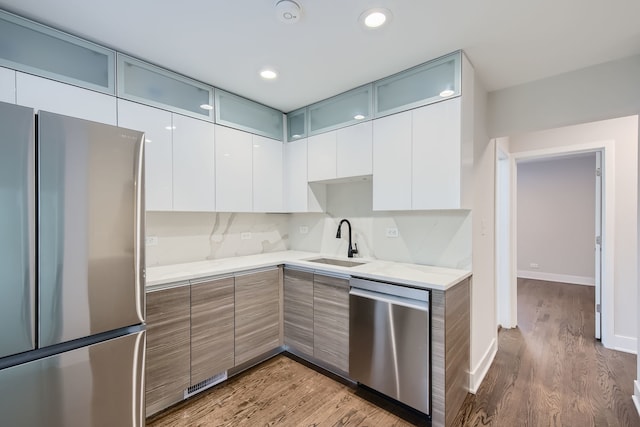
[0,101,35,359]
[0,331,145,427]
[38,111,145,347]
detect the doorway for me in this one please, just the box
[495,140,614,345]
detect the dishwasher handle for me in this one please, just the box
[349,288,429,312]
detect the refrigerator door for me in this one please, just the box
[0,330,145,427]
[38,111,145,347]
[0,101,35,359]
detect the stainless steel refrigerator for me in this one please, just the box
[0,101,146,427]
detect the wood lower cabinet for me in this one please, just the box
[145,284,191,417]
[313,273,349,373]
[190,276,234,386]
[283,268,314,357]
[234,268,281,366]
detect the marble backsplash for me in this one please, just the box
[145,212,289,267]
[288,181,472,269]
[145,181,472,270]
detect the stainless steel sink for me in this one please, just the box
[307,257,366,268]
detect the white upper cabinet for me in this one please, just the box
[215,125,253,212]
[336,121,372,178]
[372,110,412,211]
[307,121,372,183]
[253,136,283,212]
[0,66,15,103]
[307,132,336,182]
[412,98,462,209]
[17,73,117,125]
[373,97,471,211]
[284,139,325,213]
[117,99,173,211]
[172,114,215,212]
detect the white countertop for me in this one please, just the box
[146,251,471,291]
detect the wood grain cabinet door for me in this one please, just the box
[190,276,235,386]
[234,268,280,366]
[283,269,314,357]
[145,284,191,417]
[313,274,349,373]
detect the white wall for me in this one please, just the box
[288,180,472,268]
[509,116,638,352]
[470,77,496,392]
[517,154,596,285]
[145,212,289,266]
[488,54,640,138]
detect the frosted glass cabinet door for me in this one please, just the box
[372,110,412,211]
[308,85,372,135]
[215,125,253,212]
[172,114,215,212]
[253,136,283,212]
[412,98,462,209]
[336,121,372,178]
[375,52,460,117]
[16,73,117,125]
[0,66,15,103]
[117,99,173,211]
[287,108,307,141]
[307,132,337,182]
[215,90,283,141]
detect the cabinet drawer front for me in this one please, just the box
[190,277,234,386]
[284,270,314,357]
[145,286,191,416]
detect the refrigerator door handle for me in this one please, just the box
[134,133,146,322]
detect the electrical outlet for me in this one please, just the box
[145,236,158,246]
[299,226,309,234]
[240,232,252,240]
[385,227,399,238]
[530,262,539,269]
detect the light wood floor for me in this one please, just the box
[454,278,639,426]
[147,278,639,427]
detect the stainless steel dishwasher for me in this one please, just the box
[349,277,430,414]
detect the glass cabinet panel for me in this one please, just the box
[287,108,306,141]
[308,84,372,135]
[215,89,283,141]
[117,54,213,120]
[0,10,115,94]
[374,51,461,117]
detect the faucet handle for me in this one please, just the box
[352,243,358,256]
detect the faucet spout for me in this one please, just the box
[336,219,358,258]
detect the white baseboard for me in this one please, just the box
[517,270,595,286]
[633,381,640,418]
[468,338,497,394]
[612,334,637,354]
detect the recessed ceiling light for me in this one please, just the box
[260,69,278,80]
[439,89,455,97]
[360,8,392,29]
[354,114,365,120]
[200,104,213,110]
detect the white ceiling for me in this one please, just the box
[1,0,639,112]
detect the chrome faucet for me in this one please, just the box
[336,219,358,258]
